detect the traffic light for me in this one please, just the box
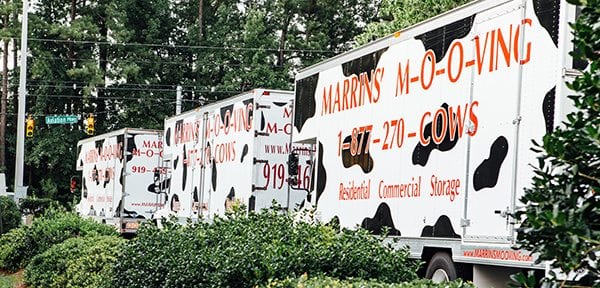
[70,176,79,193]
[26,116,34,138]
[287,152,299,176]
[86,114,95,135]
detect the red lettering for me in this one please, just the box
[419,112,431,145]
[421,50,435,90]
[447,41,463,83]
[396,61,410,96]
[432,108,448,144]
[468,101,479,136]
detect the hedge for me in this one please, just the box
[113,208,421,288]
[0,209,116,272]
[0,196,21,235]
[24,235,124,288]
[263,274,476,288]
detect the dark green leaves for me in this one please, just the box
[113,209,421,288]
[516,0,600,285]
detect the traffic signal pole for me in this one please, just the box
[14,0,29,202]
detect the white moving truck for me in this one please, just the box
[156,89,312,221]
[76,128,163,234]
[291,0,580,285]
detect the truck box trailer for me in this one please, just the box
[156,89,312,221]
[76,128,163,233]
[292,0,580,285]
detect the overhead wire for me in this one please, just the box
[19,81,206,89]
[13,85,243,93]
[8,37,340,54]
[2,35,304,115]
[25,93,233,101]
[29,55,274,67]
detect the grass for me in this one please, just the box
[0,270,24,288]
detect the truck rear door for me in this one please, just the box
[464,3,524,243]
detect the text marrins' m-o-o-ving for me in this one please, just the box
[396,18,533,97]
[321,67,385,116]
[321,18,534,119]
[174,120,201,145]
[173,103,254,145]
[85,143,123,164]
[205,103,254,138]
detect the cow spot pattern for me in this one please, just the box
[473,136,509,191]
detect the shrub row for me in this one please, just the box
[113,209,421,288]
[24,235,124,288]
[263,274,475,288]
[0,196,21,235]
[0,209,116,272]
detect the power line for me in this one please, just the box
[13,83,190,89]
[9,82,246,94]
[7,37,339,54]
[20,81,205,89]
[17,85,241,93]
[26,93,232,101]
[29,55,278,67]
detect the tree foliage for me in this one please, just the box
[354,0,470,46]
[1,0,376,204]
[516,0,600,285]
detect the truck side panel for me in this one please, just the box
[161,93,256,219]
[292,0,563,259]
[161,111,202,219]
[202,96,255,216]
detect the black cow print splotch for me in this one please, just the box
[361,203,401,236]
[473,136,509,191]
[420,215,460,238]
[316,142,327,203]
[415,15,475,63]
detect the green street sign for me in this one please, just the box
[45,115,79,125]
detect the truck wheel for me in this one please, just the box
[425,252,457,283]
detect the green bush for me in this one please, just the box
[19,197,57,217]
[113,209,420,288]
[24,235,124,288]
[516,0,600,285]
[0,210,116,272]
[0,227,28,270]
[0,196,21,235]
[263,274,475,288]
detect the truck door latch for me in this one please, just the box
[460,218,471,227]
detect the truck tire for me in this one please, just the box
[425,252,457,283]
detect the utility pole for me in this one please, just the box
[14,0,28,202]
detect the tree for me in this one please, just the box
[22,0,120,203]
[516,0,600,285]
[1,0,377,206]
[0,0,19,173]
[354,0,470,46]
[216,0,377,91]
